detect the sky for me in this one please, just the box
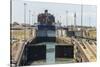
[12,0,97,27]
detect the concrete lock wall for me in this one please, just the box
[55,45,74,58]
[19,43,74,65]
[27,45,46,63]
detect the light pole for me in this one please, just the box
[31,12,36,38]
[29,10,31,26]
[74,13,76,30]
[29,10,31,38]
[24,3,28,65]
[32,14,34,25]
[24,3,27,41]
[32,12,35,25]
[32,12,35,23]
[89,16,91,27]
[66,11,68,27]
[81,4,83,37]
[60,16,61,23]
[31,14,34,37]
